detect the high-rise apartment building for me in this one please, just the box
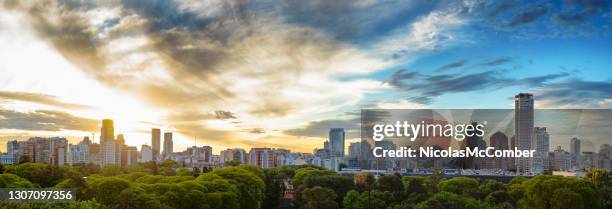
[515,93,534,174]
[100,119,116,165]
[67,137,91,165]
[249,148,276,168]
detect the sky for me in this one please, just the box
[0,0,611,154]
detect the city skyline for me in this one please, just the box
[1,1,611,154]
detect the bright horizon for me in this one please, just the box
[1,1,611,154]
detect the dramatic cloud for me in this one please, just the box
[556,0,610,25]
[479,57,514,66]
[284,118,359,138]
[536,79,612,108]
[0,91,91,109]
[0,109,98,132]
[388,70,570,104]
[504,6,548,28]
[436,59,467,72]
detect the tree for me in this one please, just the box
[159,160,179,176]
[292,167,336,188]
[0,173,35,188]
[438,177,482,199]
[4,163,66,187]
[55,171,89,200]
[225,160,240,167]
[428,169,443,193]
[144,161,158,175]
[550,188,584,209]
[302,186,338,209]
[18,155,30,164]
[485,190,512,207]
[301,175,356,207]
[263,169,285,209]
[414,192,486,209]
[212,167,265,209]
[518,175,601,209]
[192,167,201,177]
[587,169,612,208]
[376,175,403,193]
[354,173,375,209]
[90,177,131,206]
[405,177,427,195]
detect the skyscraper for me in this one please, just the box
[329,128,345,157]
[151,128,161,162]
[100,119,115,142]
[515,93,534,174]
[163,132,173,159]
[100,119,116,165]
[570,137,581,169]
[532,127,549,173]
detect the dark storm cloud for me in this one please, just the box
[436,59,467,72]
[0,91,92,109]
[536,79,612,107]
[0,109,98,132]
[388,70,570,104]
[556,0,610,25]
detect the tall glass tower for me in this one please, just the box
[329,128,345,157]
[515,93,534,174]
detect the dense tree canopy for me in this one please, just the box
[1,161,611,209]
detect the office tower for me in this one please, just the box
[100,119,115,142]
[163,132,173,159]
[489,132,509,170]
[570,137,581,169]
[532,127,549,173]
[140,145,153,162]
[515,93,534,174]
[151,128,161,162]
[67,137,91,165]
[324,141,330,150]
[99,119,116,165]
[329,128,345,157]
